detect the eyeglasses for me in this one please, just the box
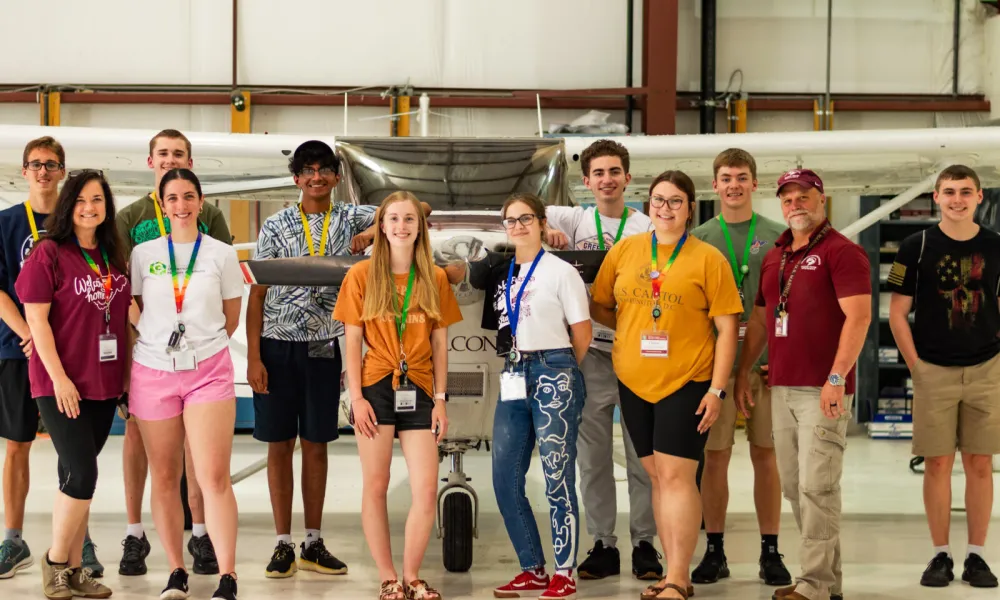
[501,214,537,229]
[649,195,686,210]
[69,169,105,178]
[299,166,336,177]
[24,160,64,172]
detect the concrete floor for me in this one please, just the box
[1,432,998,599]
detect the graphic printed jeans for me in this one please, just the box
[492,348,586,571]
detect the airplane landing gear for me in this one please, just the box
[437,443,481,572]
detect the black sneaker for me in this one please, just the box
[264,541,297,579]
[830,594,843,600]
[118,533,151,576]
[962,554,999,588]
[211,574,238,600]
[159,568,190,600]
[631,541,663,581]
[919,552,954,587]
[691,548,729,584]
[577,541,620,580]
[759,551,792,586]
[188,535,219,575]
[298,538,347,575]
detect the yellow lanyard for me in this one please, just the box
[152,191,168,238]
[24,201,40,241]
[299,203,332,256]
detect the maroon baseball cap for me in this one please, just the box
[776,169,824,195]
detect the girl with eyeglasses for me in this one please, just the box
[445,193,592,600]
[333,191,462,600]
[15,170,131,600]
[127,169,243,600]
[589,171,742,600]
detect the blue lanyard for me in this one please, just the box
[505,249,545,344]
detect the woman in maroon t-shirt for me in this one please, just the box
[15,170,130,599]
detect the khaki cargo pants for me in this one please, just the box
[771,386,853,600]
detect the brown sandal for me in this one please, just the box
[380,579,405,600]
[656,583,689,600]
[405,579,442,600]
[641,582,695,600]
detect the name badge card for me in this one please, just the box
[739,321,748,341]
[98,333,117,362]
[775,310,789,338]
[640,330,669,358]
[172,349,197,372]
[395,380,417,412]
[500,371,528,402]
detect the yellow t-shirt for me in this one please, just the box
[590,232,743,403]
[333,260,463,397]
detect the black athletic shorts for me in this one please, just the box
[253,337,342,444]
[0,359,36,443]
[618,379,711,461]
[359,374,434,433]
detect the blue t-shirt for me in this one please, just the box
[0,203,49,359]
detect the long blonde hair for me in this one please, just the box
[361,191,442,322]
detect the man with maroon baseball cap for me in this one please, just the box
[735,168,871,600]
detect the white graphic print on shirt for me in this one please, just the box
[74,273,128,312]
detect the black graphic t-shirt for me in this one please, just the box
[888,225,1000,366]
[0,203,50,359]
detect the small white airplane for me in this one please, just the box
[2,121,999,571]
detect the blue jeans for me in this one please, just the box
[492,347,586,571]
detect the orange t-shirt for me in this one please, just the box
[333,260,463,397]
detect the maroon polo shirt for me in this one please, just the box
[754,221,871,394]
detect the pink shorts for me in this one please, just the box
[129,347,236,421]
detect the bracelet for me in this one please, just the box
[434,392,447,402]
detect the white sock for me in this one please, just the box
[191,524,207,538]
[528,567,546,578]
[934,545,951,558]
[126,523,144,539]
[968,545,985,559]
[277,534,292,545]
[556,569,572,579]
[601,539,617,550]
[303,529,321,549]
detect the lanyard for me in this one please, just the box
[299,203,333,256]
[718,213,757,290]
[594,206,629,250]
[505,249,545,347]
[777,223,831,312]
[24,202,40,241]
[167,233,203,315]
[650,231,687,323]
[77,240,112,324]
[152,192,168,238]
[391,264,417,347]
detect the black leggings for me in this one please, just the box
[618,379,711,461]
[36,397,117,501]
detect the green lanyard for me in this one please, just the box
[718,213,757,290]
[77,241,112,326]
[391,264,417,355]
[594,206,629,250]
[650,231,688,322]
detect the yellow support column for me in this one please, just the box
[40,91,61,126]
[397,95,410,137]
[230,91,252,259]
[734,97,747,133]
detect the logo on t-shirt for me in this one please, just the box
[130,218,209,247]
[750,238,769,255]
[936,253,985,329]
[801,255,822,270]
[493,275,536,328]
[74,273,128,312]
[19,232,44,267]
[149,261,168,275]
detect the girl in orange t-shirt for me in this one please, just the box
[333,191,462,600]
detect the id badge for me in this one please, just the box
[739,321,748,341]
[98,333,117,362]
[172,349,197,372]
[775,311,789,338]
[640,330,669,358]
[394,380,417,412]
[500,370,528,402]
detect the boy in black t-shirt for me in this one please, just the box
[888,164,1000,589]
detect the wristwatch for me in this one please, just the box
[708,387,727,400]
[828,373,846,387]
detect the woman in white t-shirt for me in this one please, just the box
[128,168,244,600]
[446,192,592,599]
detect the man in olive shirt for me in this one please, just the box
[690,149,791,588]
[114,129,233,577]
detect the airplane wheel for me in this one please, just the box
[442,492,474,572]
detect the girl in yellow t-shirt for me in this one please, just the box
[333,191,462,600]
[590,170,742,600]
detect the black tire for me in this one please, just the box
[442,492,474,572]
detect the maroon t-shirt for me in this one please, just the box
[14,240,131,400]
[755,222,871,394]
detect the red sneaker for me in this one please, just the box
[494,570,550,598]
[539,574,576,600]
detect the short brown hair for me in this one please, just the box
[23,136,65,166]
[935,164,980,191]
[713,148,757,180]
[648,170,697,228]
[149,129,192,157]
[501,192,548,242]
[580,139,630,177]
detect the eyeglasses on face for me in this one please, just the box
[649,195,686,210]
[299,166,336,177]
[24,160,64,172]
[501,214,538,229]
